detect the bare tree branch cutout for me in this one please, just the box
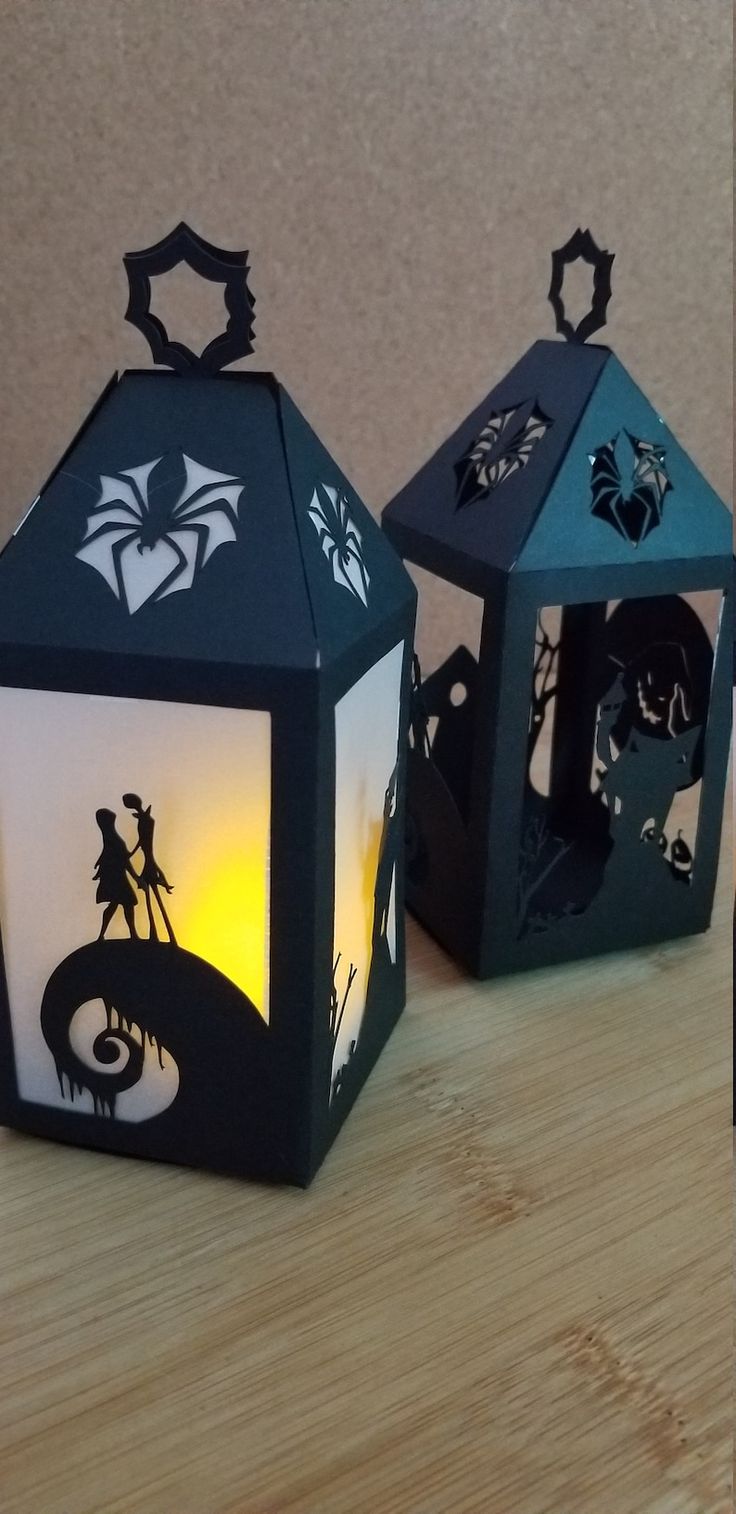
[528,612,559,764]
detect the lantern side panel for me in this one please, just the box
[0,372,322,671]
[402,571,486,967]
[496,590,726,969]
[0,687,278,1173]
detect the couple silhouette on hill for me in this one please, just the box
[93,794,176,944]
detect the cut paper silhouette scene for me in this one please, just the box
[330,767,403,1106]
[589,430,672,546]
[404,648,475,958]
[122,792,176,942]
[0,225,417,1182]
[41,793,271,1158]
[93,808,140,941]
[516,597,710,940]
[383,230,731,977]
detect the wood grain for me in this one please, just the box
[0,794,731,1514]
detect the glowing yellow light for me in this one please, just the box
[177,844,270,1019]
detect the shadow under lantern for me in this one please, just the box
[0,224,416,1184]
[383,230,731,978]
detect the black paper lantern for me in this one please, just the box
[0,225,416,1184]
[383,232,732,978]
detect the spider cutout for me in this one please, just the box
[307,483,370,606]
[454,400,551,509]
[589,430,672,546]
[76,450,245,613]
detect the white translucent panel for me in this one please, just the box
[332,641,403,1080]
[0,688,271,1118]
[176,457,243,565]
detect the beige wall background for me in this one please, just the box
[0,0,731,667]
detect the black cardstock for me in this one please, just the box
[383,233,731,979]
[0,227,416,1185]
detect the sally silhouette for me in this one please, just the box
[94,809,139,940]
[123,793,176,943]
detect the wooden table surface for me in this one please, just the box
[1,826,731,1514]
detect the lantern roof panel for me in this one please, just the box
[515,351,732,573]
[381,340,609,593]
[383,341,731,591]
[0,369,412,674]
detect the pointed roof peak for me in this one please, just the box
[382,340,610,593]
[0,368,414,678]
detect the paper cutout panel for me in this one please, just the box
[527,606,561,800]
[332,641,403,1090]
[406,567,483,827]
[307,483,370,606]
[123,222,255,374]
[589,430,672,546]
[454,400,551,510]
[76,450,244,614]
[516,353,731,572]
[517,593,719,939]
[548,228,614,344]
[0,688,270,1121]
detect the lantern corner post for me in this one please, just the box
[266,664,327,1185]
[474,571,544,979]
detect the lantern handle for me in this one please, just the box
[123,222,256,374]
[548,229,614,344]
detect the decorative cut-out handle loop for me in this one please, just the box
[123,222,256,374]
[548,229,614,344]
